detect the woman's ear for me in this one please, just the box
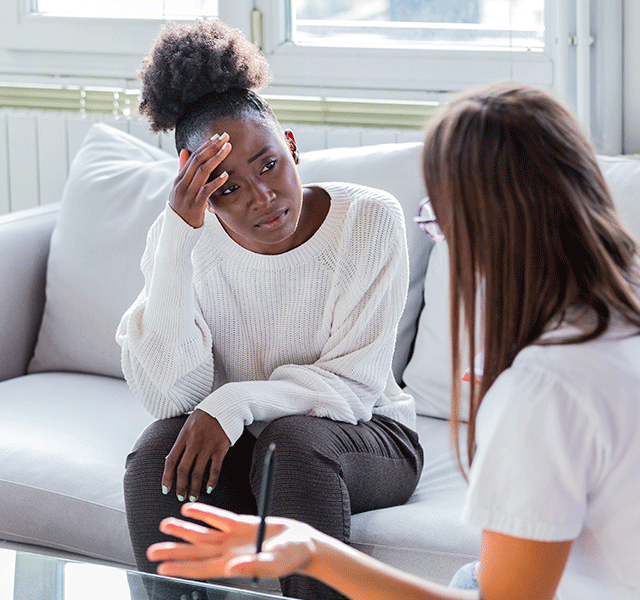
[179,148,190,169]
[284,130,300,165]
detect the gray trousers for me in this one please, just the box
[124,413,423,600]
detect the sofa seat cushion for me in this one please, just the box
[351,416,480,584]
[0,372,478,582]
[0,372,153,565]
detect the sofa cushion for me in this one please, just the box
[351,416,480,584]
[402,241,464,419]
[0,371,478,582]
[0,372,154,565]
[28,124,179,378]
[29,123,432,383]
[403,154,640,420]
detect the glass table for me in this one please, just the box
[0,547,291,600]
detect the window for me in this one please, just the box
[1,0,553,96]
[294,0,545,51]
[0,1,625,153]
[257,0,554,102]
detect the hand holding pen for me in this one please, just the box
[148,442,319,584]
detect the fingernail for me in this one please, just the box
[219,132,229,141]
[177,494,185,502]
[221,142,229,152]
[210,133,220,142]
[162,485,168,495]
[207,486,213,494]
[189,495,197,503]
[218,171,228,179]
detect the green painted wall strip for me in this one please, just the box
[0,84,439,128]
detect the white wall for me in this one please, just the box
[624,0,640,153]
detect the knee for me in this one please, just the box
[251,416,340,490]
[125,415,187,477]
[255,415,333,461]
[251,417,350,538]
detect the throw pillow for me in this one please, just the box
[402,241,473,420]
[29,124,179,378]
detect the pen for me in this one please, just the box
[253,442,277,584]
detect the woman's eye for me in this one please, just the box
[261,159,277,174]
[220,184,239,195]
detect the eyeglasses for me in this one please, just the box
[413,197,445,241]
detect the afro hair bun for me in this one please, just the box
[138,20,272,132]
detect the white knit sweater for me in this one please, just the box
[116,182,416,444]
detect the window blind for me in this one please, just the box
[0,84,439,128]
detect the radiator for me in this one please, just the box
[0,110,423,216]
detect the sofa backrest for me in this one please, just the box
[26,123,640,422]
[27,124,432,384]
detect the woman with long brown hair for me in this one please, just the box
[145,83,640,600]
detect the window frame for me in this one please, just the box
[257,0,556,98]
[0,1,252,83]
[0,0,557,96]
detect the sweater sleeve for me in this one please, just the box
[116,204,215,419]
[197,190,410,444]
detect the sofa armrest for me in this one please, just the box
[0,204,59,382]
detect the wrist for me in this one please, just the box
[297,529,345,581]
[169,200,205,229]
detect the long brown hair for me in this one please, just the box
[422,83,640,473]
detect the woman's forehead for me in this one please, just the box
[207,115,281,142]
[205,117,287,179]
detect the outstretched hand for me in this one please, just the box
[147,504,317,581]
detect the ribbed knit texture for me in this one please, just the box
[116,182,416,443]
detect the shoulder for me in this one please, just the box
[482,327,640,442]
[318,182,406,236]
[465,329,640,541]
[317,181,402,213]
[306,183,408,284]
[512,320,640,390]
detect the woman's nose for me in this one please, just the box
[249,182,275,208]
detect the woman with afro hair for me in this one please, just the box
[116,19,423,600]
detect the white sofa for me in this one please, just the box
[1,123,639,588]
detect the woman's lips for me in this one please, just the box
[256,209,288,229]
